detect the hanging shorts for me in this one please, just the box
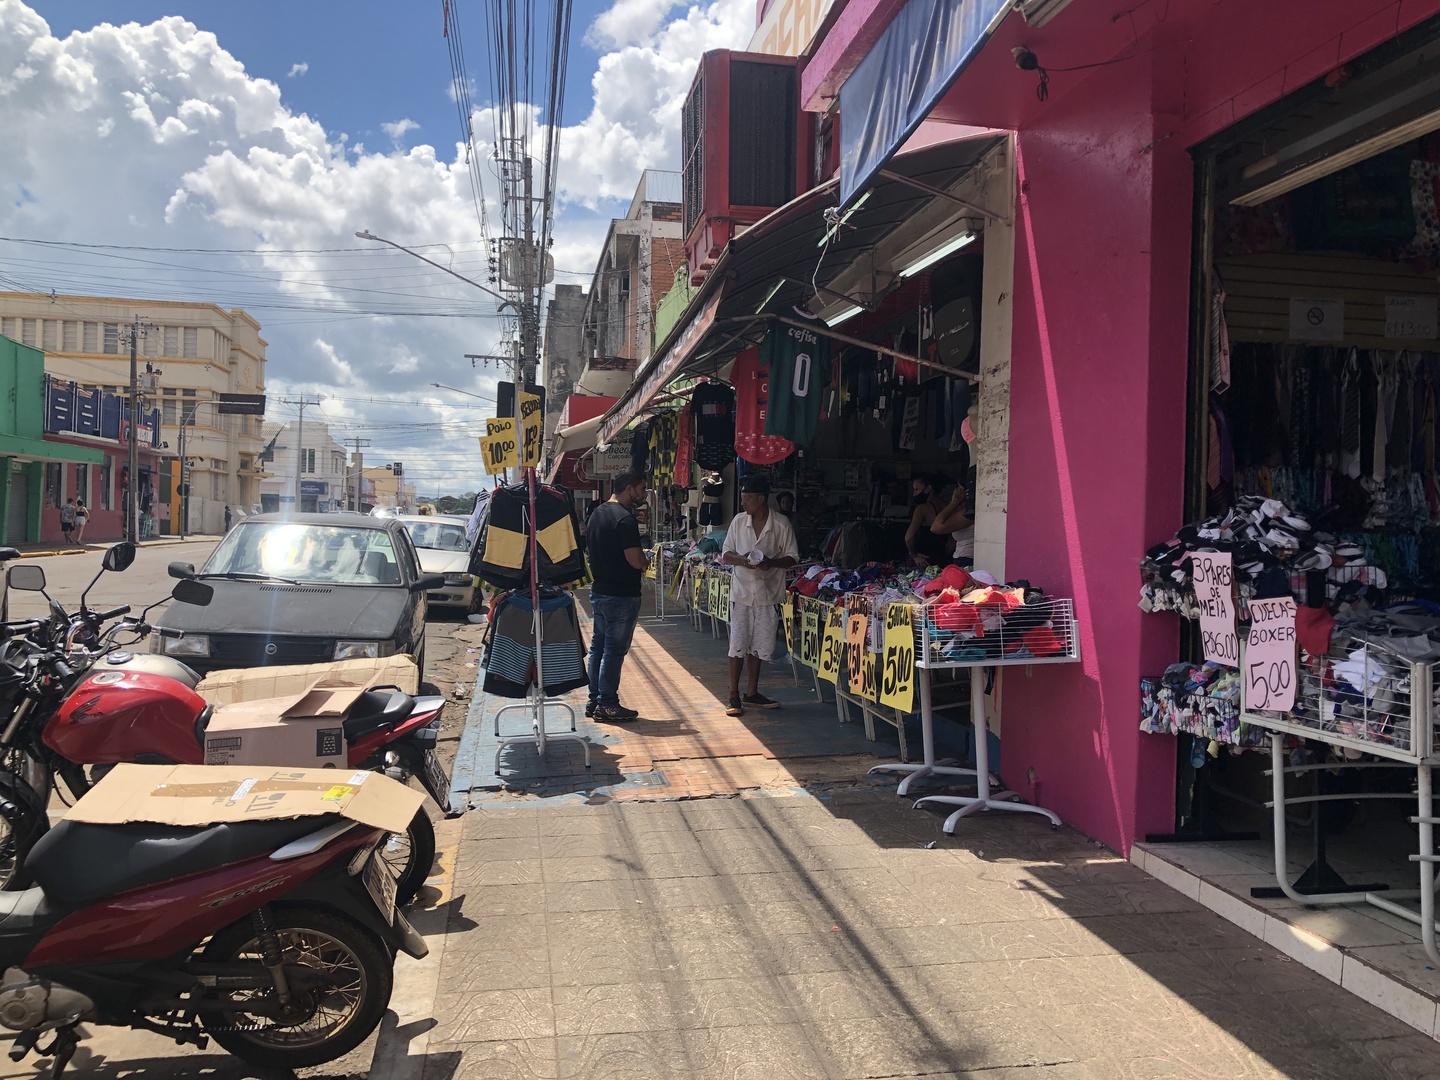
[728,602,780,661]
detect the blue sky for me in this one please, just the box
[2,0,753,493]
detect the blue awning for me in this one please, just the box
[838,0,1009,207]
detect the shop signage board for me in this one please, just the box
[1242,596,1297,713]
[845,607,868,697]
[590,445,632,478]
[1385,295,1438,339]
[1287,297,1344,341]
[800,601,822,669]
[880,603,915,712]
[1190,551,1239,667]
[819,603,844,684]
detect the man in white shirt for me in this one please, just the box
[719,475,799,716]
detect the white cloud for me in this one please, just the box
[287,61,308,78]
[0,0,754,488]
[382,117,419,142]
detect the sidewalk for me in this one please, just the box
[11,536,219,558]
[407,594,1440,1079]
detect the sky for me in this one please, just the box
[0,0,756,496]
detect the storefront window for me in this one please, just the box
[99,456,112,511]
[42,462,62,509]
[74,464,89,507]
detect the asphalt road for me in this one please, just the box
[0,537,479,1078]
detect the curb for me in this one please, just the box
[369,816,461,1079]
[15,537,219,559]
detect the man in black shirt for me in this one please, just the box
[585,470,649,721]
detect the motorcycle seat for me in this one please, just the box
[26,816,336,909]
[343,690,416,741]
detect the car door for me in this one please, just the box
[392,525,426,650]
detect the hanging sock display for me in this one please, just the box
[691,382,736,470]
[732,346,795,465]
[470,481,587,590]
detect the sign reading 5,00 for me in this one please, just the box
[880,603,915,712]
[800,604,821,669]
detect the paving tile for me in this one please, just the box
[430,988,556,1042]
[429,1038,559,1080]
[803,1012,1078,1078]
[540,856,636,883]
[437,945,553,992]
[455,859,544,888]
[554,977,796,1035]
[454,883,547,918]
[541,877,640,913]
[459,836,545,862]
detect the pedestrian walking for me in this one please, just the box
[721,475,798,716]
[58,499,77,545]
[224,505,232,532]
[73,500,89,544]
[584,470,650,722]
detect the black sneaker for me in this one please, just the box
[594,704,639,722]
[585,701,597,718]
[725,696,744,716]
[742,693,780,710]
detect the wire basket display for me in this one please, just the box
[914,595,1079,670]
[1240,640,1435,764]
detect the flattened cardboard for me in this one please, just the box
[68,763,423,833]
[195,656,419,706]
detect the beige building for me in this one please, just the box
[361,465,417,513]
[0,293,267,535]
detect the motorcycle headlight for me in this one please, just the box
[443,573,473,587]
[160,633,210,658]
[334,640,387,660]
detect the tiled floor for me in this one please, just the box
[413,793,1440,1079]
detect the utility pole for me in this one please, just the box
[120,316,153,544]
[347,437,371,511]
[177,400,203,541]
[277,396,322,513]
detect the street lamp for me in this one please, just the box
[429,382,496,403]
[354,231,514,309]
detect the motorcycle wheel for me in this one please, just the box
[377,809,435,908]
[0,771,48,891]
[199,908,392,1070]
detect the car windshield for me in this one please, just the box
[203,522,406,585]
[404,521,469,552]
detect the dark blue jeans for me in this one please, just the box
[588,592,641,707]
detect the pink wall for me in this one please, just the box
[801,0,1440,850]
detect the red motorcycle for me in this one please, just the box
[2,549,451,906]
[0,786,427,1078]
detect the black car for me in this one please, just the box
[156,513,443,677]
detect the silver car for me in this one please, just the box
[397,515,480,615]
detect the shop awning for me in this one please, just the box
[0,436,104,465]
[553,414,606,456]
[594,133,1004,448]
[837,0,1010,207]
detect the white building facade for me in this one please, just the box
[258,419,352,514]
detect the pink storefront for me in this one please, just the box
[804,0,1440,854]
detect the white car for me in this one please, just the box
[396,515,480,615]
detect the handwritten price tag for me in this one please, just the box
[1243,596,1297,712]
[819,603,843,684]
[518,390,543,467]
[478,432,517,475]
[781,595,795,652]
[800,604,821,669]
[845,609,868,697]
[1190,552,1238,668]
[880,603,915,711]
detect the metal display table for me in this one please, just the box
[1237,640,1440,965]
[870,597,1079,833]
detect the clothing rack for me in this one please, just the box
[491,469,592,775]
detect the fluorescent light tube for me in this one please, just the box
[896,231,977,280]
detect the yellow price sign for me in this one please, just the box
[845,609,869,697]
[645,544,660,580]
[518,390,543,467]
[818,603,844,684]
[800,603,821,669]
[880,603,916,712]
[691,570,704,611]
[863,646,879,701]
[719,577,731,624]
[708,573,720,616]
[478,432,518,475]
[781,595,795,652]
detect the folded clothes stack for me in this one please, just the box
[1140,664,1255,748]
[1140,496,1388,616]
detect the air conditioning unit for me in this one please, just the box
[681,51,811,285]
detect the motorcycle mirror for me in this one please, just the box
[171,579,214,607]
[7,565,45,592]
[0,548,20,563]
[167,561,197,580]
[102,542,137,573]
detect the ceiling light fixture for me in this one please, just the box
[896,231,978,280]
[824,304,865,327]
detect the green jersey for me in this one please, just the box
[761,320,831,446]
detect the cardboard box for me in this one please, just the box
[195,656,420,706]
[68,763,423,832]
[203,681,367,768]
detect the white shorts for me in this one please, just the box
[728,602,780,661]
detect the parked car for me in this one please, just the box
[396,514,480,616]
[155,513,443,676]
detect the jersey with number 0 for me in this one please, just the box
[761,320,831,446]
